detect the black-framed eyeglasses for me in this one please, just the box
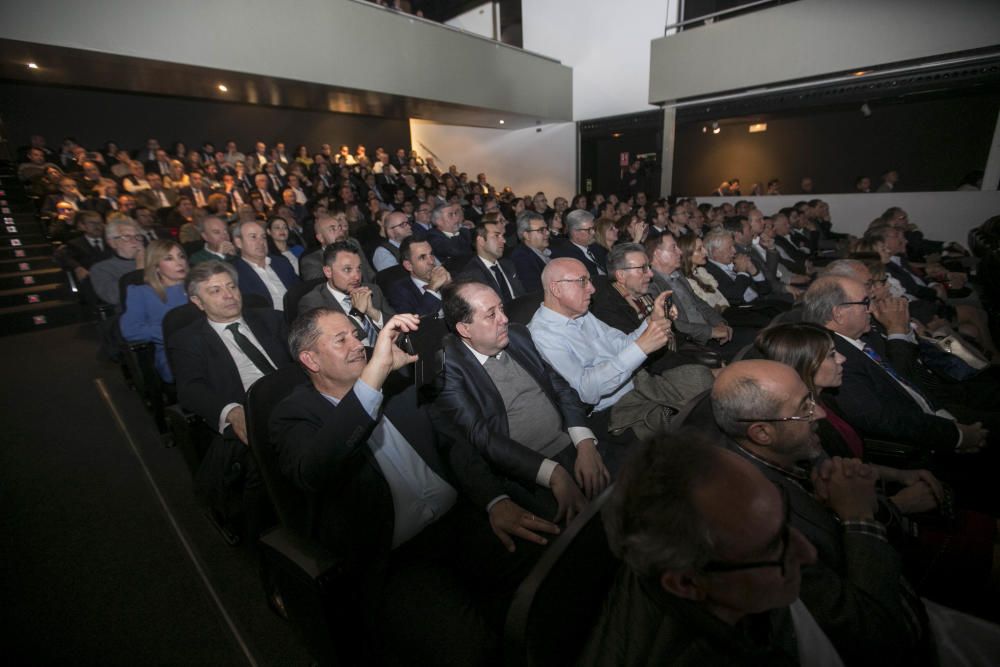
[838,297,871,308]
[703,486,791,577]
[387,220,411,232]
[525,226,548,234]
[619,263,652,273]
[576,226,596,233]
[113,234,143,242]
[555,276,592,288]
[735,392,817,423]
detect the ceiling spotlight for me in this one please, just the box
[217,84,228,92]
[748,123,767,133]
[711,122,721,135]
[702,126,708,133]
[27,62,38,70]
[853,70,869,77]
[611,132,622,139]
[499,119,505,125]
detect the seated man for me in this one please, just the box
[725,215,796,302]
[580,432,831,666]
[89,218,145,307]
[457,213,525,305]
[189,216,238,265]
[269,309,518,665]
[371,210,412,272]
[300,213,375,283]
[509,211,550,294]
[773,211,812,276]
[386,237,451,318]
[549,210,607,278]
[169,260,293,537]
[711,360,1000,664]
[435,279,607,526]
[42,176,86,216]
[297,241,394,347]
[135,172,177,211]
[54,210,112,288]
[425,202,474,272]
[232,220,299,310]
[529,258,713,442]
[589,242,656,335]
[702,229,776,308]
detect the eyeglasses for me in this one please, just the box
[703,486,791,577]
[838,297,871,308]
[619,263,652,273]
[113,234,144,242]
[576,226,596,233]
[387,220,411,231]
[525,227,548,234]
[735,392,817,423]
[555,276,592,288]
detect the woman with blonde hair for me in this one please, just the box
[119,239,189,382]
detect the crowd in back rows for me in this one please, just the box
[16,134,1000,664]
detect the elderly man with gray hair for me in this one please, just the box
[550,209,607,278]
[89,218,146,307]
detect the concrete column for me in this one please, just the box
[660,107,677,196]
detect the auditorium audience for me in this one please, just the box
[119,239,189,382]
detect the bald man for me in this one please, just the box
[712,360,933,665]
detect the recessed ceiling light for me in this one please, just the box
[217,84,228,92]
[498,119,505,125]
[27,62,38,70]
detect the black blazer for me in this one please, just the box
[234,255,300,309]
[703,260,772,306]
[425,227,474,271]
[434,325,589,488]
[169,308,292,428]
[549,242,604,278]
[589,276,642,335]
[457,255,525,304]
[773,235,810,275]
[269,382,451,561]
[386,275,442,318]
[826,332,959,451]
[510,244,547,295]
[885,260,937,301]
[55,235,113,271]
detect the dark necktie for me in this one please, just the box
[490,263,514,303]
[862,344,932,408]
[343,298,376,345]
[226,322,276,375]
[584,247,605,275]
[91,238,103,251]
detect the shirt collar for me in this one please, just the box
[834,330,865,351]
[208,316,248,337]
[462,339,503,366]
[735,443,812,484]
[327,283,351,304]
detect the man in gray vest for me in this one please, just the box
[372,210,412,272]
[433,279,611,544]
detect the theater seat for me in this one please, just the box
[245,365,367,667]
[504,485,618,667]
[506,291,543,325]
[281,277,325,323]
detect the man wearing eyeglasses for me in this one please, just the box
[510,211,550,294]
[372,211,412,272]
[712,359,932,665]
[549,210,607,278]
[90,218,146,308]
[579,431,836,667]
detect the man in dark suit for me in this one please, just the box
[712,360,934,665]
[436,279,609,524]
[425,202,474,272]
[457,215,525,305]
[232,220,299,310]
[41,176,86,216]
[385,237,451,317]
[725,215,795,303]
[54,210,113,295]
[219,173,248,212]
[169,260,293,537]
[250,173,277,210]
[269,309,537,664]
[803,276,989,456]
[702,229,783,312]
[299,214,375,283]
[509,211,549,295]
[772,211,812,276]
[135,172,178,211]
[549,209,607,278]
[179,171,212,209]
[296,242,394,346]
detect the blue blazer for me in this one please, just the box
[386,275,443,318]
[234,255,300,309]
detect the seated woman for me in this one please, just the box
[266,216,304,275]
[614,214,647,245]
[676,233,728,312]
[119,239,189,383]
[755,321,999,607]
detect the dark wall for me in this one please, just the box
[0,81,411,155]
[672,93,999,196]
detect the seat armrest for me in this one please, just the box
[260,525,344,581]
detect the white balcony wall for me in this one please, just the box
[0,0,572,122]
[650,0,1000,104]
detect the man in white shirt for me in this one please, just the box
[385,238,451,318]
[232,220,298,310]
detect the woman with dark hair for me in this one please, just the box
[171,141,187,160]
[266,216,304,275]
[614,214,647,244]
[119,239,189,382]
[571,193,588,211]
[677,233,729,312]
[755,322,999,603]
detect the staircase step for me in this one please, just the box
[0,282,75,308]
[0,299,83,335]
[0,267,65,289]
[0,244,54,260]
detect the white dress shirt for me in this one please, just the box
[245,257,287,311]
[208,316,277,433]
